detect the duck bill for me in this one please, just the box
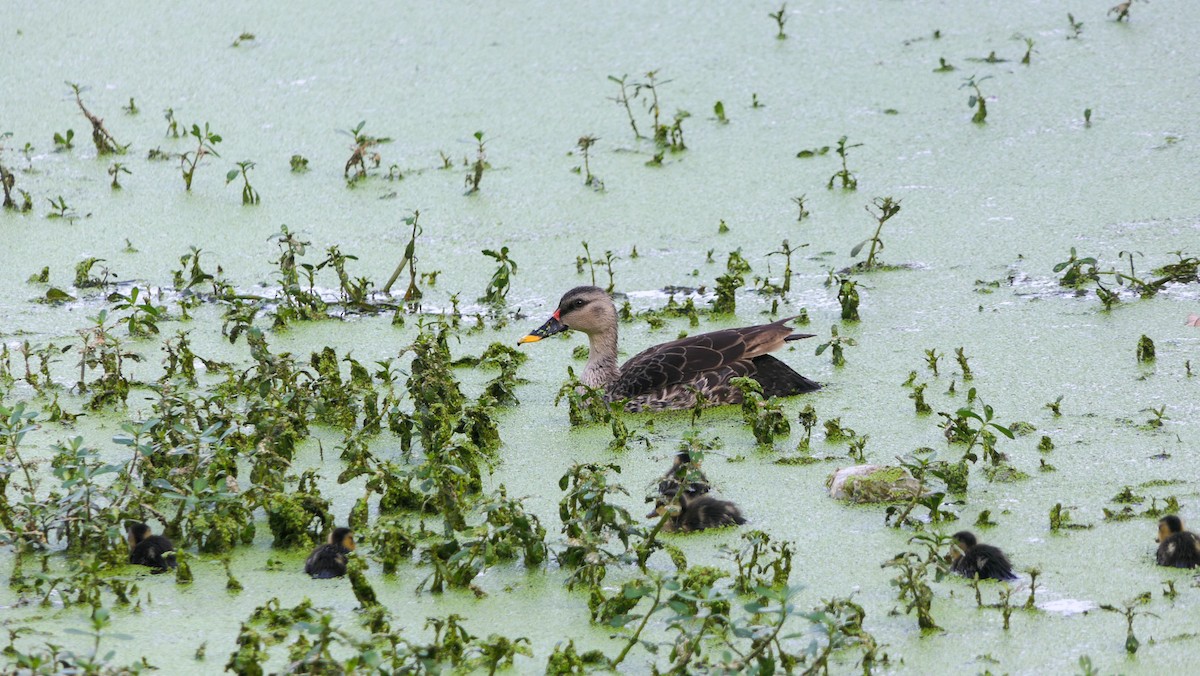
[519,311,568,344]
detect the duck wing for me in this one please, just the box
[608,318,806,401]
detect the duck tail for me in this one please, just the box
[752,355,821,396]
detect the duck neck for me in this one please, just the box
[581,326,620,390]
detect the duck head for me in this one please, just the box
[1157,515,1183,543]
[331,527,356,551]
[519,286,616,344]
[126,521,152,548]
[950,530,976,562]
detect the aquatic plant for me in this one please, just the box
[1067,13,1084,38]
[826,135,861,190]
[1101,592,1156,654]
[721,529,794,593]
[289,154,309,172]
[180,123,222,191]
[53,128,75,151]
[732,377,791,447]
[1020,37,1037,65]
[107,162,130,189]
[226,160,259,205]
[641,70,670,146]
[791,194,810,221]
[607,74,642,139]
[851,196,902,269]
[66,83,126,155]
[465,130,488,193]
[961,75,992,124]
[883,549,940,630]
[1136,334,1155,362]
[954,346,973,380]
[933,57,956,72]
[381,210,423,306]
[815,325,855,367]
[479,246,517,305]
[836,276,860,320]
[231,32,255,47]
[768,4,788,39]
[341,120,390,182]
[557,462,638,589]
[574,135,603,189]
[910,383,932,414]
[712,100,728,124]
[1049,503,1092,531]
[1,159,22,210]
[710,254,747,314]
[45,195,77,220]
[667,109,690,151]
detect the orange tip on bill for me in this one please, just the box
[518,334,542,344]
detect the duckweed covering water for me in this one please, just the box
[2,1,1199,674]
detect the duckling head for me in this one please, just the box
[331,527,356,551]
[126,521,151,548]
[1157,515,1183,543]
[950,530,977,562]
[520,286,615,343]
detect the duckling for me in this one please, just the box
[520,286,819,411]
[949,530,1017,581]
[305,527,355,579]
[126,521,177,571]
[650,492,746,533]
[1155,515,1200,568]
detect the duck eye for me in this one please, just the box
[573,298,585,308]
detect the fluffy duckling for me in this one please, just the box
[1156,516,1200,568]
[126,521,177,571]
[651,492,747,533]
[305,527,355,579]
[949,531,1017,581]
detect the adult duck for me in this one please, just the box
[1156,515,1200,568]
[519,286,820,411]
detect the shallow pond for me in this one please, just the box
[1,1,1198,673]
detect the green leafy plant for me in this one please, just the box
[768,4,788,39]
[340,120,391,182]
[225,160,259,204]
[961,75,992,123]
[180,123,222,191]
[1100,592,1156,654]
[574,135,602,189]
[827,135,861,190]
[107,162,130,189]
[465,130,489,193]
[851,196,902,269]
[712,100,728,124]
[607,74,642,139]
[53,128,75,151]
[479,246,517,304]
[816,325,855,366]
[1067,13,1084,38]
